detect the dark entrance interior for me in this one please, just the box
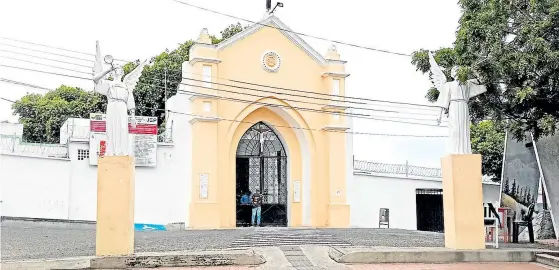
[236,122,288,227]
[416,188,444,232]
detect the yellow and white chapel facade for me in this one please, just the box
[165,14,353,228]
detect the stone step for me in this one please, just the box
[536,253,559,268]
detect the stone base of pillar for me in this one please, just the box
[442,154,485,250]
[327,203,350,228]
[96,156,135,256]
[189,202,221,228]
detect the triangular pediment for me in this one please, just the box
[216,15,327,66]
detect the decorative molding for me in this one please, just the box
[188,93,219,101]
[322,72,350,78]
[189,116,221,124]
[216,15,328,66]
[190,43,216,49]
[321,126,349,132]
[261,51,281,72]
[322,104,348,111]
[189,57,222,65]
[327,59,347,65]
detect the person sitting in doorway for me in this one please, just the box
[251,189,263,227]
[240,190,251,206]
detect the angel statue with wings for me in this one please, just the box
[429,52,487,155]
[92,41,147,156]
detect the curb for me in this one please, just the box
[90,249,266,269]
[1,256,93,270]
[328,247,559,264]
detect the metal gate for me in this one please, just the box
[236,122,287,226]
[416,189,444,232]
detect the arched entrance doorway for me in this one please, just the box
[235,122,288,227]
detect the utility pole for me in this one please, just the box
[164,60,168,123]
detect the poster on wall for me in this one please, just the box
[500,132,540,222]
[534,134,559,239]
[89,113,158,167]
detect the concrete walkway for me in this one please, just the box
[3,246,558,270]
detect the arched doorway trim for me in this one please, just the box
[227,97,316,227]
[235,122,288,226]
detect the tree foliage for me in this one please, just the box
[124,23,247,129]
[411,0,559,141]
[13,23,247,143]
[12,85,106,143]
[470,120,505,180]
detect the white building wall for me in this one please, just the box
[1,93,194,225]
[349,172,501,230]
[0,154,71,220]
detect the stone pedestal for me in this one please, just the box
[96,156,135,256]
[328,203,350,228]
[441,154,485,250]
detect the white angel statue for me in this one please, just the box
[429,52,487,155]
[92,41,147,156]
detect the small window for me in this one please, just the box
[202,65,212,88]
[332,79,341,101]
[77,149,89,160]
[203,101,212,112]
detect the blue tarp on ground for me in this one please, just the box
[134,223,166,231]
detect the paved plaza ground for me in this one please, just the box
[131,263,552,270]
[1,220,555,270]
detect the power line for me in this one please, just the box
[171,0,411,57]
[0,56,92,75]
[0,64,92,80]
[2,33,437,111]
[0,64,445,127]
[181,76,440,114]
[0,42,94,63]
[0,96,15,103]
[0,77,448,137]
[0,49,91,68]
[0,78,51,92]
[165,109,447,138]
[0,37,130,62]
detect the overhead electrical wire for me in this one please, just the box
[0,36,130,62]
[0,68,446,127]
[0,42,94,63]
[1,34,438,110]
[0,40,445,126]
[181,76,440,113]
[0,77,447,138]
[0,56,92,75]
[0,96,15,103]
[0,49,91,68]
[0,78,51,92]
[170,0,411,57]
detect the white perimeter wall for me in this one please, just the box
[0,142,190,225]
[349,172,501,230]
[0,95,193,225]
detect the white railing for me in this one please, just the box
[0,135,69,158]
[353,159,443,178]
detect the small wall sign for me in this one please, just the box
[199,173,209,199]
[293,180,301,203]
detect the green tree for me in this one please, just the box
[470,120,506,180]
[124,23,247,128]
[411,0,559,141]
[12,85,106,143]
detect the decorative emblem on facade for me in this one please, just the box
[261,51,281,72]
